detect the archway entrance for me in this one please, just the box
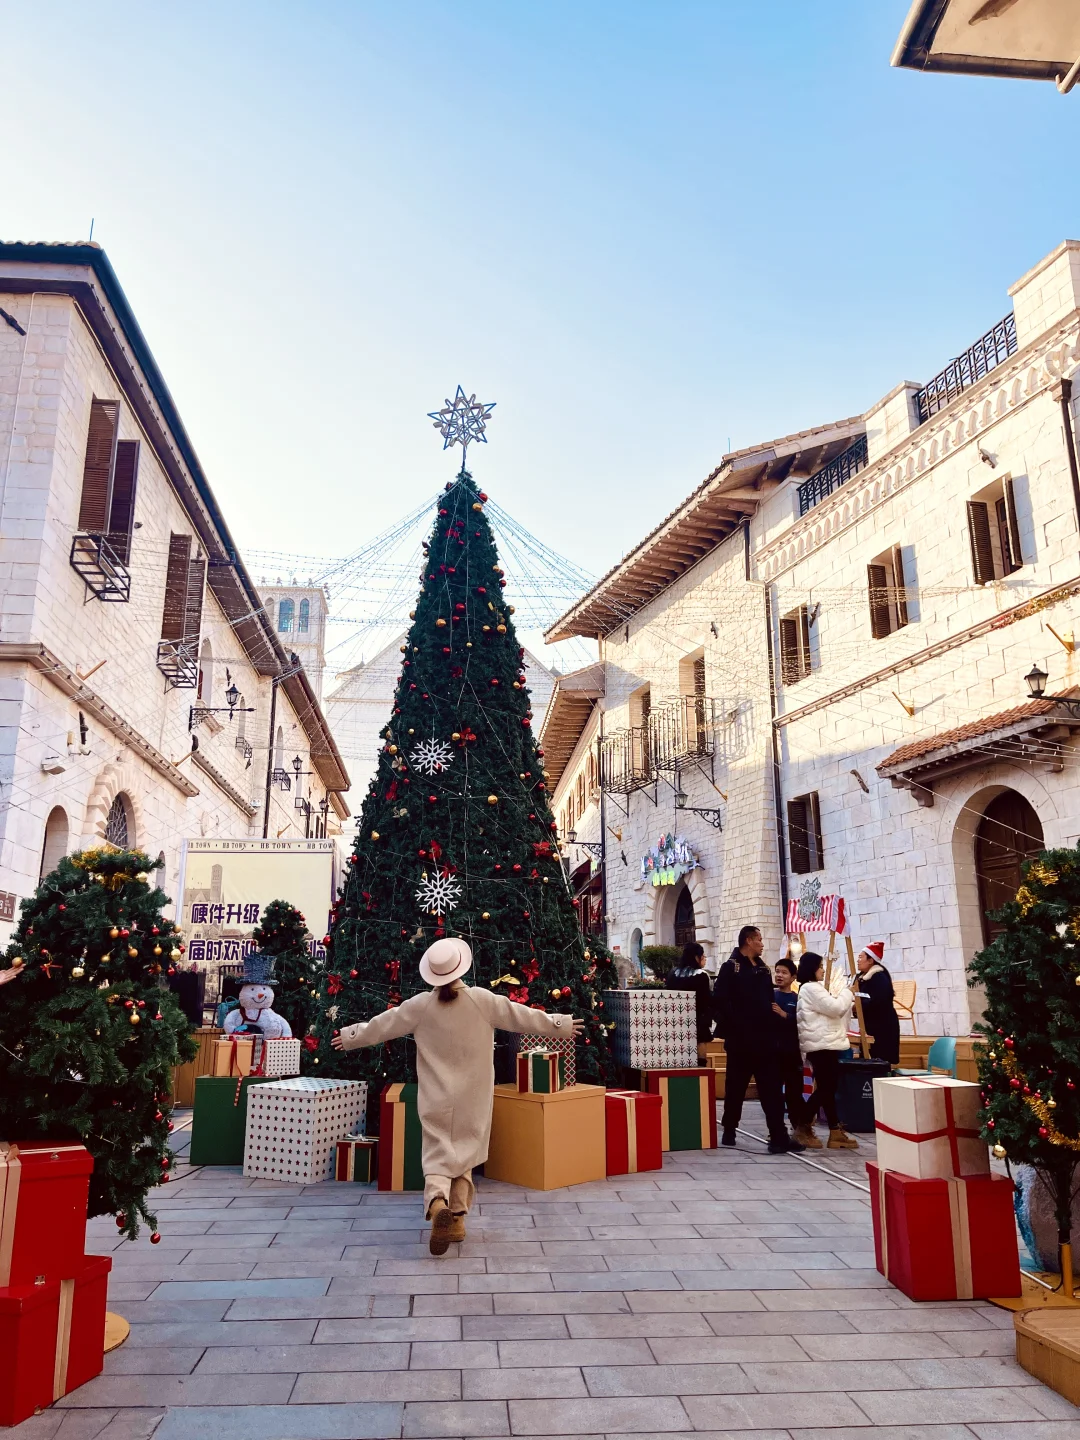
[975,790,1043,945]
[673,885,696,947]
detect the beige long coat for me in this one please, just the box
[337,986,574,1178]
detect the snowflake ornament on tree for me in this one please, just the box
[415,870,463,916]
[410,738,455,776]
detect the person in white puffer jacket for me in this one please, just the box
[795,952,859,1151]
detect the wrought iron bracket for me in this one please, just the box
[678,806,724,831]
[189,705,255,732]
[570,840,603,858]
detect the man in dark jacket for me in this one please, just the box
[665,942,713,1056]
[713,926,805,1154]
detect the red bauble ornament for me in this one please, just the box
[350,969,358,978]
[1040,1127,1050,1138]
[58,904,65,912]
[1009,1078,1021,1090]
[116,1215,126,1229]
[150,1232,161,1244]
[1070,1081,1077,1091]
[151,927,159,935]
[523,911,530,919]
[1004,1037,1015,1049]
[428,795,437,804]
[987,1119,995,1129]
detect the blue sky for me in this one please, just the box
[3,2,1076,580]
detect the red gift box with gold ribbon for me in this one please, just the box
[605,1089,662,1175]
[867,1162,1020,1301]
[0,1253,112,1427]
[0,1141,93,1288]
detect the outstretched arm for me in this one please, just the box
[469,987,582,1037]
[334,995,423,1051]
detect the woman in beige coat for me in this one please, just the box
[332,937,582,1254]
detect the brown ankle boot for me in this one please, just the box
[449,1213,466,1243]
[428,1198,454,1255]
[827,1127,859,1150]
[793,1125,822,1150]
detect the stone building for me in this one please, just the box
[544,239,1080,1034]
[0,242,350,942]
[257,584,329,700]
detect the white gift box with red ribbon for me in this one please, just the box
[872,1075,989,1179]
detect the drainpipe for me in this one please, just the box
[763,585,789,924]
[1055,378,1080,544]
[598,633,608,949]
[261,676,279,839]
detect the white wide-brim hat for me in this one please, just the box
[418,937,473,987]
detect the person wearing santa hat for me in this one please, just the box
[854,941,900,1067]
[332,937,583,1256]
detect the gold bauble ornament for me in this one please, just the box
[542,877,549,884]
[128,946,138,958]
[550,988,561,999]
[409,610,416,619]
[388,745,398,754]
[371,831,380,840]
[466,641,473,648]
[1050,1098,1058,1109]
[408,728,415,735]
[129,1013,140,1026]
[169,948,181,960]
[989,1051,997,1059]
[1075,974,1080,987]
[497,624,507,634]
[482,625,491,633]
[992,1143,1006,1159]
[310,989,317,997]
[482,912,491,920]
[399,646,407,653]
[487,795,498,805]
[71,966,85,979]
[110,928,120,939]
[472,502,483,511]
[435,618,447,628]
[153,945,162,955]
[135,872,149,883]
[10,957,23,970]
[100,955,110,964]
[452,733,461,741]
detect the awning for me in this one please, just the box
[538,662,605,791]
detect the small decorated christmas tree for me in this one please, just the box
[252,899,317,1040]
[0,847,194,1240]
[971,845,1080,1281]
[310,451,617,1088]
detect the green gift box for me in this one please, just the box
[378,1083,424,1191]
[189,1075,276,1166]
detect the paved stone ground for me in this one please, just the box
[11,1106,1078,1440]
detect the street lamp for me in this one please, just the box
[1026,663,1049,699]
[674,785,724,831]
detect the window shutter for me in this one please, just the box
[184,554,206,645]
[891,546,909,628]
[160,534,192,641]
[693,656,706,696]
[797,606,812,679]
[967,501,995,584]
[1003,477,1022,571]
[77,398,120,532]
[780,615,798,684]
[868,563,892,639]
[106,440,139,563]
[809,791,824,870]
[787,797,811,874]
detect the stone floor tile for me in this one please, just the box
[460,1273,554,1293]
[550,1270,682,1291]
[89,1410,168,1439]
[106,1283,160,1302]
[123,1320,316,1348]
[705,1309,857,1336]
[322,1272,461,1293]
[371,1257,487,1275]
[411,1293,495,1315]
[492,1292,629,1314]
[794,1330,962,1360]
[847,1308,995,1332]
[1028,1389,1080,1420]
[499,1338,654,1367]
[507,1395,690,1434]
[649,1334,807,1363]
[587,1225,700,1241]
[854,1387,1050,1425]
[742,1359,916,1391]
[194,1342,410,1372]
[401,1399,509,1437]
[895,1357,1036,1388]
[938,1330,1018,1357]
[790,1428,976,1440]
[25,1415,117,1440]
[152,1280,329,1301]
[755,1289,898,1310]
[463,1367,587,1399]
[681,1391,873,1431]
[313,1318,462,1343]
[7,1414,65,1438]
[463,1316,568,1340]
[55,1375,295,1409]
[484,1256,610,1275]
[107,1302,229,1324]
[459,1243,546,1258]
[104,1348,205,1375]
[969,1426,1080,1438]
[151,1402,403,1439]
[410,1340,499,1369]
[583,1361,749,1395]
[567,1314,713,1338]
[625,1290,763,1312]
[290,1370,461,1402]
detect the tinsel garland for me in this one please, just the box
[994,1047,1080,1152]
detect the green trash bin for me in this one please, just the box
[836,1057,890,1133]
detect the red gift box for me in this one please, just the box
[867,1162,1021,1301]
[605,1090,662,1175]
[0,1253,112,1427]
[0,1141,93,1287]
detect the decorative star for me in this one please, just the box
[428,386,495,457]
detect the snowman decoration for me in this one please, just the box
[223,953,293,1040]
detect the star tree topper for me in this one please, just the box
[428,385,495,465]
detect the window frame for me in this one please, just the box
[787,791,823,875]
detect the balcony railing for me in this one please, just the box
[648,695,716,771]
[914,311,1017,425]
[235,735,253,765]
[156,638,198,691]
[70,533,130,602]
[271,768,292,792]
[600,727,653,794]
[797,435,869,516]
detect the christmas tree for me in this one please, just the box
[252,899,317,1040]
[310,466,617,1086]
[971,845,1080,1278]
[0,847,195,1240]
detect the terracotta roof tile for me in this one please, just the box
[877,698,1059,773]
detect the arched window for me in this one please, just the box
[298,599,310,633]
[104,793,131,849]
[197,637,212,702]
[673,885,696,947]
[975,791,1044,945]
[274,725,284,773]
[40,806,69,879]
[277,599,295,633]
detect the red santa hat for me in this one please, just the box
[863,941,885,962]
